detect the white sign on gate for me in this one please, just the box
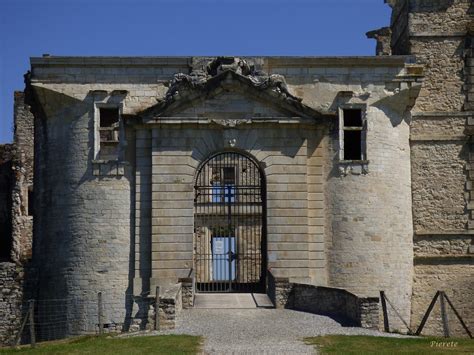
[214,240,224,254]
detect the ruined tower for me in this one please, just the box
[386,0,474,335]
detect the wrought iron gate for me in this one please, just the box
[194,152,266,292]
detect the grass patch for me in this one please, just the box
[0,334,202,355]
[305,335,474,354]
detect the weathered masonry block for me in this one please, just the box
[0,264,24,345]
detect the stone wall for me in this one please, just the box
[0,92,35,346]
[325,103,414,332]
[28,84,136,334]
[155,283,182,330]
[412,259,474,337]
[264,57,420,313]
[268,273,379,330]
[267,272,293,309]
[387,0,474,337]
[11,92,34,263]
[366,27,392,56]
[0,263,24,345]
[387,0,410,55]
[409,0,472,34]
[0,145,13,261]
[466,25,474,111]
[411,39,465,113]
[146,123,325,287]
[0,92,34,263]
[128,283,183,332]
[28,59,201,335]
[291,284,379,330]
[178,275,195,308]
[410,140,468,233]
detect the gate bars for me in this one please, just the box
[194,152,266,293]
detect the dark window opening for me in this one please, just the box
[341,108,365,161]
[98,107,120,159]
[100,108,119,128]
[211,166,236,203]
[99,108,120,143]
[343,109,363,127]
[27,187,34,217]
[0,221,12,260]
[343,131,362,160]
[223,167,236,185]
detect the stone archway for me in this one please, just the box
[193,151,266,293]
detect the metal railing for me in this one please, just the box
[12,292,141,348]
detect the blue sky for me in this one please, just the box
[0,0,391,143]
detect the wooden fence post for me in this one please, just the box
[415,291,440,336]
[28,300,35,348]
[439,291,450,338]
[380,291,413,334]
[380,291,390,332]
[155,286,160,331]
[14,306,29,346]
[443,293,473,339]
[98,292,103,335]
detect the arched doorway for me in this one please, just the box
[194,151,266,293]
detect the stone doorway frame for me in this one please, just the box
[193,150,267,293]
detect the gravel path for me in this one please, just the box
[145,308,408,354]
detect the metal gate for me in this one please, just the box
[194,152,266,293]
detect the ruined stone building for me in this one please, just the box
[0,0,473,344]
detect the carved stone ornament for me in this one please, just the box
[139,56,327,122]
[210,118,252,127]
[165,57,301,104]
[223,129,238,148]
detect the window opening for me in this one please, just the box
[27,187,33,216]
[211,166,236,203]
[98,107,120,160]
[340,108,366,161]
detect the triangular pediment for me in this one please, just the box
[165,90,299,119]
[138,70,330,123]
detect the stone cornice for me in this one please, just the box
[414,230,474,236]
[410,135,468,142]
[414,255,474,265]
[412,111,474,118]
[30,55,413,69]
[141,116,322,126]
[409,32,468,38]
[265,55,413,68]
[30,56,192,67]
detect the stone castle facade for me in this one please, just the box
[0,0,473,343]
